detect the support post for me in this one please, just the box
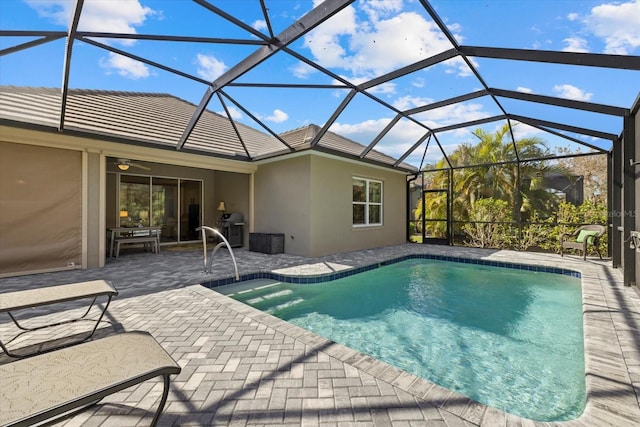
[623,115,636,287]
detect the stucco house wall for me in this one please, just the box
[253,156,312,256]
[254,153,407,257]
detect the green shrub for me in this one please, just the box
[463,198,513,248]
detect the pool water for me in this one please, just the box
[223,258,585,421]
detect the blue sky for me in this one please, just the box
[1,0,639,168]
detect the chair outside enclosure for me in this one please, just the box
[560,224,606,260]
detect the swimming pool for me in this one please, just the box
[220,257,585,421]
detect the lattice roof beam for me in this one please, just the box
[394,132,431,167]
[59,0,84,131]
[419,0,512,135]
[309,89,358,147]
[0,35,65,56]
[359,48,458,91]
[177,0,355,150]
[75,32,266,45]
[219,90,294,151]
[432,115,506,133]
[404,90,488,115]
[259,0,275,40]
[360,115,402,158]
[460,46,640,70]
[80,38,210,85]
[490,88,629,116]
[509,114,618,141]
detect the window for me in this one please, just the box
[353,177,382,226]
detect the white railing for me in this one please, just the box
[197,226,240,280]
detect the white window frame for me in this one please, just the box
[352,177,383,227]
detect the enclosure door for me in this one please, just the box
[422,189,450,245]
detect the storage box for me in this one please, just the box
[249,233,284,254]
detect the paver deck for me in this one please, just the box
[0,244,638,426]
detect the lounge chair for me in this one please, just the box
[560,224,606,260]
[0,331,181,427]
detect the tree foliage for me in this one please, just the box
[413,125,608,255]
[555,147,607,204]
[415,124,567,235]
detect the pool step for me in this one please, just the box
[235,287,304,313]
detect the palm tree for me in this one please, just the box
[414,124,567,237]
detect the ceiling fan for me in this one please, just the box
[114,158,150,171]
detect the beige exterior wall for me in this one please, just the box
[309,155,406,257]
[255,153,407,257]
[214,170,251,245]
[86,151,103,268]
[254,156,312,256]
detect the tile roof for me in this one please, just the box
[0,86,416,171]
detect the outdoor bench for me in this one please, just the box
[0,331,181,427]
[109,227,161,258]
[0,280,117,358]
[114,235,159,258]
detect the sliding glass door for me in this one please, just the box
[152,178,178,242]
[119,175,151,228]
[119,175,202,244]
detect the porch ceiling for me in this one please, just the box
[0,0,638,172]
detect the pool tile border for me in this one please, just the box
[202,253,581,289]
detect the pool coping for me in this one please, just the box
[202,252,582,288]
[201,250,640,427]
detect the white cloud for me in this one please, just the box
[329,119,392,153]
[99,52,150,79]
[516,87,534,94]
[264,109,289,123]
[567,13,580,22]
[302,3,466,83]
[392,95,434,111]
[369,82,396,95]
[26,0,156,79]
[220,106,243,120]
[583,0,640,54]
[562,37,589,53]
[26,0,156,46]
[328,94,492,160]
[511,123,545,140]
[291,61,316,79]
[252,19,268,32]
[347,12,459,75]
[195,54,228,81]
[414,102,489,129]
[361,0,403,22]
[552,84,593,101]
[24,0,70,25]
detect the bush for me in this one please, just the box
[529,201,607,255]
[461,199,607,255]
[462,198,513,248]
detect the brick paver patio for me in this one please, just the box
[1,244,638,426]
